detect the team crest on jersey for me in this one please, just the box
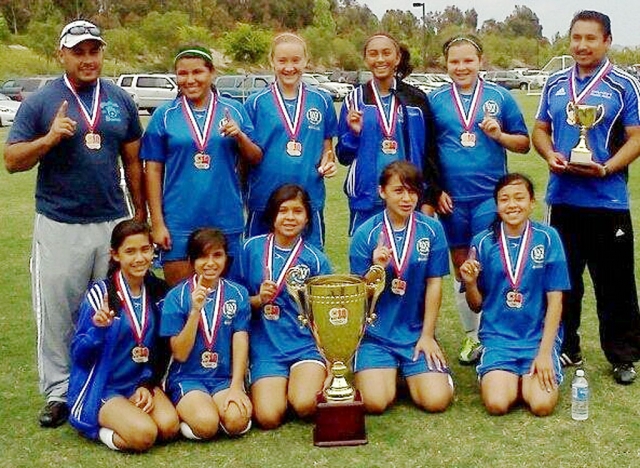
[306,108,323,126]
[416,238,431,258]
[483,100,499,117]
[223,300,237,324]
[102,101,122,122]
[531,244,545,266]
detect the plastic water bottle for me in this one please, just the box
[571,369,589,421]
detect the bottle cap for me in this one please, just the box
[576,369,585,377]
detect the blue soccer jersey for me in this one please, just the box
[7,77,142,224]
[535,60,640,209]
[472,221,570,350]
[243,83,338,212]
[140,95,254,236]
[428,80,529,202]
[160,277,250,384]
[349,211,450,347]
[238,234,332,361]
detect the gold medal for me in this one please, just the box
[193,152,211,170]
[286,140,302,156]
[381,138,398,155]
[264,303,281,320]
[201,350,218,369]
[85,132,102,150]
[131,345,149,363]
[460,131,476,148]
[505,289,524,309]
[391,278,407,296]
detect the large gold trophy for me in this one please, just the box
[286,265,385,446]
[567,102,605,165]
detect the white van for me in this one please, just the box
[116,74,177,113]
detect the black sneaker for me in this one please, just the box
[613,363,637,385]
[38,401,69,428]
[559,352,583,367]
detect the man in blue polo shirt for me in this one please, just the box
[3,20,145,426]
[533,10,640,385]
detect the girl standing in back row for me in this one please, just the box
[428,35,530,365]
[244,32,338,249]
[337,32,441,235]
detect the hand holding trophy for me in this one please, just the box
[567,102,605,165]
[285,264,385,446]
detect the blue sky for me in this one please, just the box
[362,1,638,47]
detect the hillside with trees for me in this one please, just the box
[0,0,639,79]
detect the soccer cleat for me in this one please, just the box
[38,401,69,428]
[613,363,636,385]
[458,336,483,365]
[559,352,583,367]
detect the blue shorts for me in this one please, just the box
[354,338,451,378]
[249,348,325,384]
[348,206,384,237]
[476,344,564,385]
[439,198,496,249]
[165,378,231,405]
[246,209,325,250]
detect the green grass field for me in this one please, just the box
[1,91,640,467]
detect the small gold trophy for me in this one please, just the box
[568,102,605,165]
[286,265,385,446]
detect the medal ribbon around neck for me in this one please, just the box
[451,79,484,133]
[569,59,612,105]
[272,82,305,141]
[181,91,216,153]
[264,233,305,299]
[115,270,148,346]
[382,211,416,280]
[370,79,399,139]
[191,275,224,351]
[63,75,101,133]
[498,221,532,292]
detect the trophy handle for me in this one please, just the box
[594,104,605,126]
[285,266,310,327]
[363,265,386,325]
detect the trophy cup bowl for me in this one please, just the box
[285,265,385,446]
[569,103,605,165]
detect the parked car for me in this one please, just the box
[116,73,178,113]
[406,73,446,94]
[0,92,20,126]
[0,76,58,101]
[483,71,533,90]
[301,74,340,100]
[327,70,373,86]
[309,74,353,101]
[215,74,274,102]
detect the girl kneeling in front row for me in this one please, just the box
[349,161,454,414]
[68,220,179,451]
[460,173,570,416]
[161,228,252,439]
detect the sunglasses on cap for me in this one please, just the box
[61,25,101,38]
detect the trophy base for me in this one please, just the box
[313,391,367,447]
[570,148,593,166]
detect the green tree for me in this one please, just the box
[24,16,60,61]
[503,5,543,39]
[103,27,145,69]
[139,10,190,61]
[223,22,270,64]
[0,14,11,41]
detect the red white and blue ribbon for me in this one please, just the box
[181,91,216,153]
[569,59,612,104]
[63,74,101,132]
[382,211,416,280]
[115,270,148,345]
[272,82,305,141]
[370,79,399,139]
[450,79,484,133]
[264,233,304,298]
[498,221,532,292]
[191,275,224,351]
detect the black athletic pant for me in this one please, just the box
[550,204,640,364]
